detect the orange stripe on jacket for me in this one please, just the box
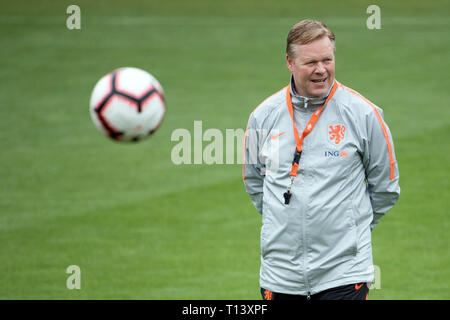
[338,82,396,180]
[242,86,287,181]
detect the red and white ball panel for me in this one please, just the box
[100,94,165,141]
[89,73,113,136]
[115,67,164,100]
[141,93,165,134]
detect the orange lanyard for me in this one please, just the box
[283,81,338,204]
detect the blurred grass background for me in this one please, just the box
[0,0,449,299]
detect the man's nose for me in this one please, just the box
[314,62,326,74]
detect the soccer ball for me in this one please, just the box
[89,67,165,142]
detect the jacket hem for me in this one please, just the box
[260,275,374,296]
[310,276,374,295]
[260,280,306,296]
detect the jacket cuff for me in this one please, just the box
[370,212,384,231]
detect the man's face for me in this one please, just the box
[286,36,335,98]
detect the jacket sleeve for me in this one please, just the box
[243,112,265,214]
[362,107,400,231]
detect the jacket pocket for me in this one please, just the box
[345,207,358,256]
[260,223,268,258]
[260,193,271,258]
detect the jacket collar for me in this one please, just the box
[290,75,335,109]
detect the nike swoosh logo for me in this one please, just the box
[355,283,365,290]
[270,131,286,140]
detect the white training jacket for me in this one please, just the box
[243,77,400,296]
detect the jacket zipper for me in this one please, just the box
[302,140,311,298]
[303,200,311,297]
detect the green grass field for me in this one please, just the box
[0,0,449,299]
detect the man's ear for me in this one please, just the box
[286,54,294,73]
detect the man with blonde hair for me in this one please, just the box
[243,19,400,300]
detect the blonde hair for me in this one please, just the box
[286,19,335,58]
